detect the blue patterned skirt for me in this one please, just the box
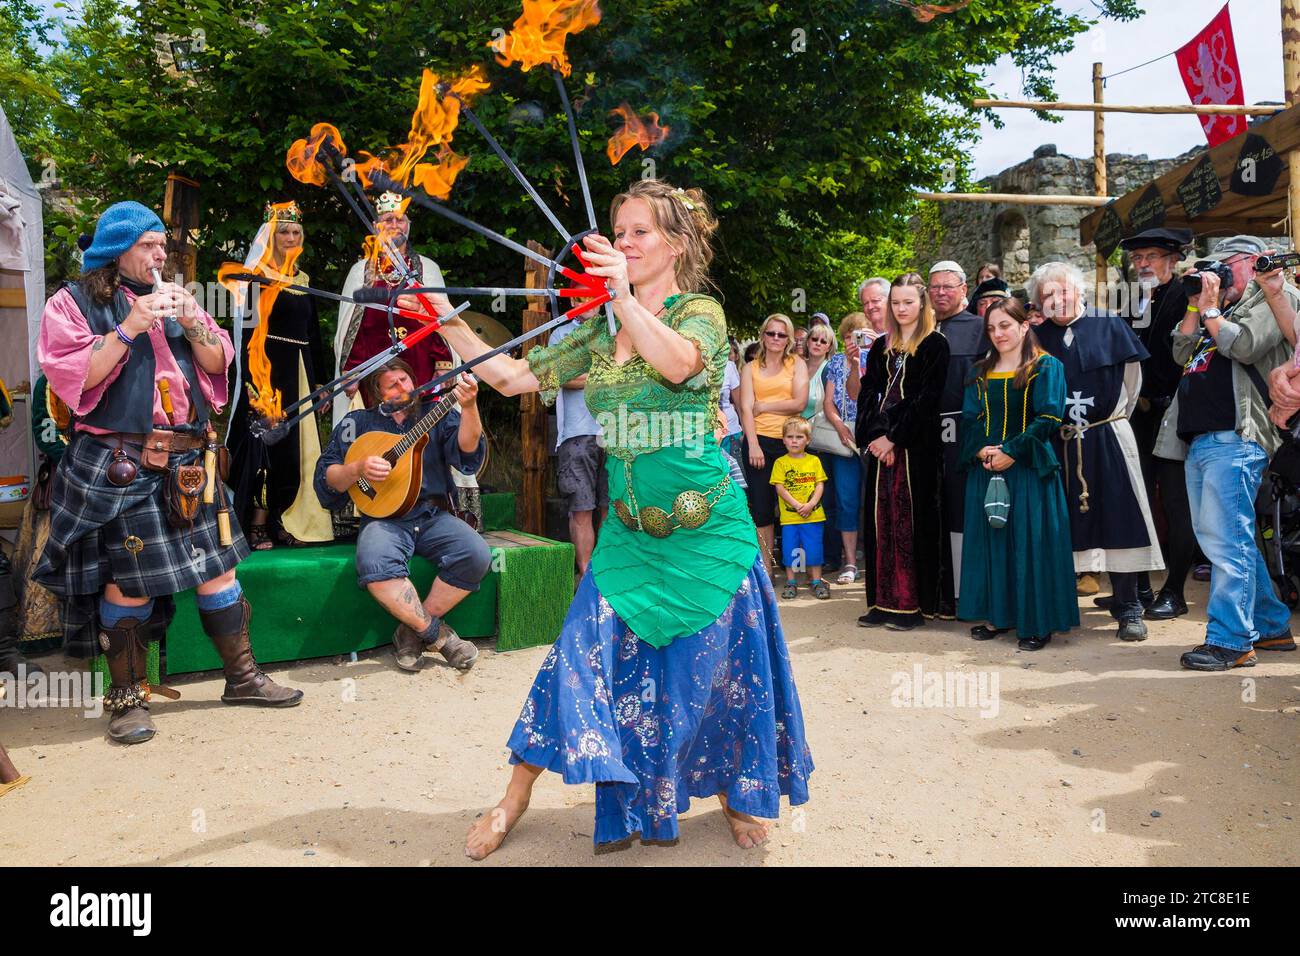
[507,557,814,848]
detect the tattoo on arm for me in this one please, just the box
[184,323,219,347]
[91,335,107,352]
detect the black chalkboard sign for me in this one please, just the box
[1129,184,1167,232]
[1176,154,1223,219]
[1093,203,1123,259]
[1230,132,1283,197]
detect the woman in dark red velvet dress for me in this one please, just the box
[855,272,950,631]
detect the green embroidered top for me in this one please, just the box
[526,293,758,648]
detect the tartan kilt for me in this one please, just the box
[35,433,249,654]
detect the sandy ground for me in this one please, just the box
[2,575,1297,867]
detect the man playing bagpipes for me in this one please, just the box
[314,358,489,672]
[35,201,303,746]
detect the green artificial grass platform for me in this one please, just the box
[156,529,573,674]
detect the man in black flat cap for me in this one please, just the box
[969,277,1011,320]
[1115,227,1198,621]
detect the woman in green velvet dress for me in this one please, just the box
[417,179,812,860]
[958,298,1078,651]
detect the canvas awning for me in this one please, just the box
[1079,101,1300,250]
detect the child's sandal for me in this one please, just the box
[811,579,831,600]
[781,581,798,600]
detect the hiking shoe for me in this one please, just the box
[1117,617,1148,642]
[1180,643,1256,671]
[1256,630,1297,652]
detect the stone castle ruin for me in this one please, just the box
[916,144,1202,286]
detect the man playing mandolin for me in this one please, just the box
[314,358,490,671]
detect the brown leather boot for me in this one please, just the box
[100,616,156,745]
[200,596,303,707]
[433,623,479,670]
[391,622,425,672]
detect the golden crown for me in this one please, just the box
[264,201,303,224]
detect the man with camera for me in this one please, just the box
[1155,236,1300,670]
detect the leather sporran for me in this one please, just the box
[165,464,207,529]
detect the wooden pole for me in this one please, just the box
[163,173,200,284]
[1094,62,1108,292]
[1284,0,1300,251]
[916,191,1110,206]
[520,240,551,536]
[972,98,1283,116]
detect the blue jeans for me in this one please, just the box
[355,507,492,592]
[1185,431,1292,651]
[827,453,863,532]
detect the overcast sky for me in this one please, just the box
[970,0,1286,179]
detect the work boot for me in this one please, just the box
[432,623,479,670]
[1117,616,1148,642]
[391,622,425,672]
[100,616,156,745]
[200,596,303,706]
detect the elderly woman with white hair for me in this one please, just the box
[1030,260,1165,643]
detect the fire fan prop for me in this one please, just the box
[224,0,671,442]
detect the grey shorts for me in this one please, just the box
[557,434,609,514]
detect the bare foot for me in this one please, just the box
[718,794,770,849]
[464,797,528,861]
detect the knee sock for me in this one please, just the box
[195,580,243,612]
[99,596,154,628]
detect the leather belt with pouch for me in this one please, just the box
[92,430,228,481]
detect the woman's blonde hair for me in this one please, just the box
[838,311,868,343]
[609,179,719,293]
[885,272,935,357]
[758,313,796,368]
[805,322,837,356]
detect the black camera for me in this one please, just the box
[1181,260,1235,298]
[1255,251,1300,273]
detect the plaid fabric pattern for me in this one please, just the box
[35,433,249,655]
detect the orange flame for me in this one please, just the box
[413,146,470,201]
[353,66,487,195]
[491,0,602,77]
[606,104,670,165]
[285,123,348,186]
[216,201,305,420]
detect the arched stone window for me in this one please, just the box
[993,209,1031,285]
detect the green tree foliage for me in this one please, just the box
[2,0,1139,332]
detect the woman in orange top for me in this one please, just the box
[739,313,809,568]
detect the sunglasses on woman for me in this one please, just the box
[763,330,788,339]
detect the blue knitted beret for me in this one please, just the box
[80,201,166,271]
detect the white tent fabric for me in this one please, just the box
[0,104,44,486]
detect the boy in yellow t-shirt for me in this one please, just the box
[770,417,829,600]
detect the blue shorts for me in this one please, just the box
[780,521,824,570]
[355,507,492,591]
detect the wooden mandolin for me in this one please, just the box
[345,388,462,519]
